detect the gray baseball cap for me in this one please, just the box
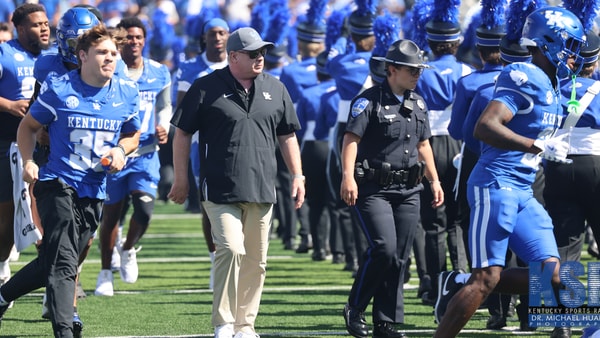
[226,27,274,52]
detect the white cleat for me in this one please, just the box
[120,246,141,283]
[94,269,114,297]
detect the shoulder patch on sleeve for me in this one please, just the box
[351,98,369,118]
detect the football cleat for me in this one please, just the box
[434,271,464,324]
[95,269,114,297]
[233,332,260,338]
[120,246,141,283]
[73,312,83,338]
[111,245,121,272]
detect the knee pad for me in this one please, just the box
[131,192,155,226]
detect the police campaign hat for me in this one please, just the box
[227,27,274,52]
[373,39,430,68]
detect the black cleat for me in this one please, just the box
[343,303,368,338]
[550,327,571,338]
[434,271,464,324]
[73,312,83,338]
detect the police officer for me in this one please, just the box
[341,39,444,338]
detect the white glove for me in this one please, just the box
[533,133,572,164]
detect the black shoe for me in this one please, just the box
[343,303,368,338]
[295,243,310,254]
[486,315,507,330]
[417,275,431,298]
[73,312,83,338]
[312,249,327,261]
[344,262,359,272]
[283,241,295,250]
[515,303,536,331]
[332,253,345,264]
[434,271,464,324]
[550,327,571,338]
[373,322,407,338]
[421,291,435,306]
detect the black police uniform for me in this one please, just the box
[344,79,430,324]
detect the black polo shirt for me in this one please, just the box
[171,67,299,204]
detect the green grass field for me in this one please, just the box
[0,202,590,337]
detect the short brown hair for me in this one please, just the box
[75,23,124,66]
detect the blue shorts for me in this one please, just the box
[105,152,160,205]
[467,182,559,268]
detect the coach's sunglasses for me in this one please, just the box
[239,49,267,59]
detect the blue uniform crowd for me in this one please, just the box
[1,0,600,337]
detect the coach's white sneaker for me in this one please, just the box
[95,270,114,296]
[111,245,121,272]
[214,323,234,338]
[120,246,141,283]
[233,332,260,338]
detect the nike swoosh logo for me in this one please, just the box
[113,102,124,107]
[441,274,452,296]
[147,78,157,83]
[223,93,233,98]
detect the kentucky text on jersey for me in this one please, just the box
[17,66,34,77]
[67,115,123,131]
[139,90,156,102]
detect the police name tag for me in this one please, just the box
[351,98,369,118]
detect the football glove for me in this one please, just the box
[533,133,572,164]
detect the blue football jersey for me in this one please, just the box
[135,58,171,146]
[175,53,227,93]
[469,62,562,189]
[448,63,502,140]
[0,39,55,141]
[29,70,141,199]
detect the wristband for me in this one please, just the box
[115,144,126,157]
[292,174,305,182]
[429,180,441,185]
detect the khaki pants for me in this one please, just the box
[202,201,273,334]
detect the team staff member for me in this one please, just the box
[341,39,443,338]
[168,27,305,338]
[0,23,141,337]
